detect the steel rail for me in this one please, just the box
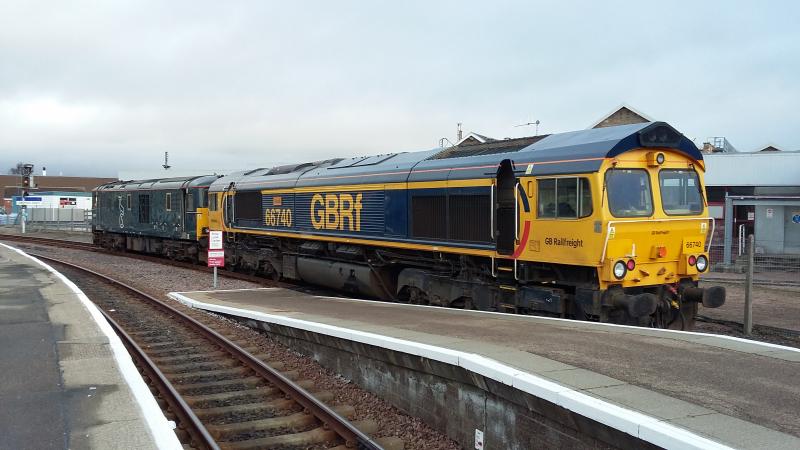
[36,254,382,450]
[98,308,219,450]
[0,233,284,287]
[0,233,96,250]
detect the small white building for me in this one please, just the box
[704,151,800,259]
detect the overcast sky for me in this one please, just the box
[1,1,798,177]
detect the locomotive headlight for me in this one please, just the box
[696,255,708,272]
[613,261,627,279]
[656,152,665,164]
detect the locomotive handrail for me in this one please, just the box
[599,217,715,264]
[514,181,520,240]
[490,183,495,241]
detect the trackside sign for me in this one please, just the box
[207,250,225,268]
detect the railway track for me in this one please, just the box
[0,233,285,288]
[10,233,798,351]
[36,254,386,450]
[695,314,800,348]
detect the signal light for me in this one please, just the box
[626,260,636,271]
[688,255,697,266]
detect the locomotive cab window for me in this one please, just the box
[659,169,703,215]
[165,193,172,211]
[209,193,217,211]
[606,169,653,217]
[537,177,592,219]
[186,191,195,211]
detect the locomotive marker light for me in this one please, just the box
[613,261,627,279]
[646,152,666,166]
[695,255,708,272]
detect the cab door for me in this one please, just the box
[183,188,197,239]
[495,159,517,255]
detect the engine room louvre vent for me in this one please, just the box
[234,191,262,221]
[449,194,491,242]
[411,195,447,239]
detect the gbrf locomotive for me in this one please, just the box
[93,121,725,328]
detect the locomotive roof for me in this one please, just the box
[95,175,219,192]
[210,121,702,191]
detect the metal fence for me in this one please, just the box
[0,208,93,232]
[711,234,800,277]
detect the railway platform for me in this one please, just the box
[170,287,800,450]
[0,243,179,450]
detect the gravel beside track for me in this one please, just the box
[12,243,459,450]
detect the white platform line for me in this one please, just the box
[169,291,734,450]
[1,243,182,450]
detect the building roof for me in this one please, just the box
[589,104,654,129]
[704,151,800,187]
[455,132,497,146]
[0,175,117,199]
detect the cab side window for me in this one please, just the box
[209,193,218,212]
[537,177,592,219]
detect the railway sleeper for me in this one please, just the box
[208,404,355,440]
[218,426,338,450]
[194,391,334,419]
[158,359,243,374]
[183,384,304,407]
[150,351,226,363]
[220,419,378,450]
[168,366,252,383]
[140,338,208,353]
[176,376,266,394]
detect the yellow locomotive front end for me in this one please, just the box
[513,124,725,327]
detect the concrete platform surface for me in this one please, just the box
[0,244,180,450]
[171,288,800,450]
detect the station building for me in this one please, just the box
[0,174,116,213]
[704,151,800,264]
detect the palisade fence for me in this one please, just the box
[0,208,93,232]
[709,222,800,284]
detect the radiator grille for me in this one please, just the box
[411,195,447,239]
[449,194,490,242]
